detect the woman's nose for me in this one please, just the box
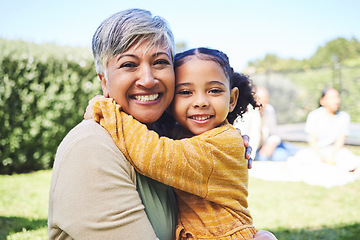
[136,65,157,88]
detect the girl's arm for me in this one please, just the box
[85,95,253,168]
[91,98,245,198]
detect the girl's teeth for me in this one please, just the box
[134,94,159,102]
[192,116,210,121]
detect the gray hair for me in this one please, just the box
[92,8,175,75]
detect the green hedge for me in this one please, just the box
[0,39,101,174]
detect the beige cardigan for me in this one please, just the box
[48,119,175,240]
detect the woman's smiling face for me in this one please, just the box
[99,40,175,125]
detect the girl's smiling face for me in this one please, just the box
[172,57,238,136]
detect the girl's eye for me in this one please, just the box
[177,89,192,95]
[209,88,223,94]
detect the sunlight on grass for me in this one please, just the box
[0,170,51,239]
[1,168,360,239]
[6,228,48,240]
[248,176,360,239]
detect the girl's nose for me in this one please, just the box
[193,95,209,108]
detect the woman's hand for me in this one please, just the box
[236,129,253,169]
[84,95,105,120]
[253,230,278,239]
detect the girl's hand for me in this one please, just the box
[84,95,105,120]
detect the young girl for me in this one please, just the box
[89,48,260,239]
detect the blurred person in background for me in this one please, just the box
[234,86,297,162]
[233,86,261,160]
[294,87,360,172]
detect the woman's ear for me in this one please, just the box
[98,74,110,97]
[229,87,239,112]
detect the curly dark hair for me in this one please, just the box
[227,72,259,123]
[174,47,259,124]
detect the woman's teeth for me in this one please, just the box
[134,94,159,102]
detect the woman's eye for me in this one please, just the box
[120,62,137,68]
[154,59,170,66]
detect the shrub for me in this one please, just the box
[0,39,101,174]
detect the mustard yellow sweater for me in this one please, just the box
[92,98,257,239]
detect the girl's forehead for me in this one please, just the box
[176,57,222,71]
[175,58,229,86]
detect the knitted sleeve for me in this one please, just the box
[92,98,244,198]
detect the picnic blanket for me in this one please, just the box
[249,160,360,188]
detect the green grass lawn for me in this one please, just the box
[0,170,49,240]
[249,178,360,239]
[248,145,360,239]
[1,146,360,240]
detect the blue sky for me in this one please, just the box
[1,0,359,70]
